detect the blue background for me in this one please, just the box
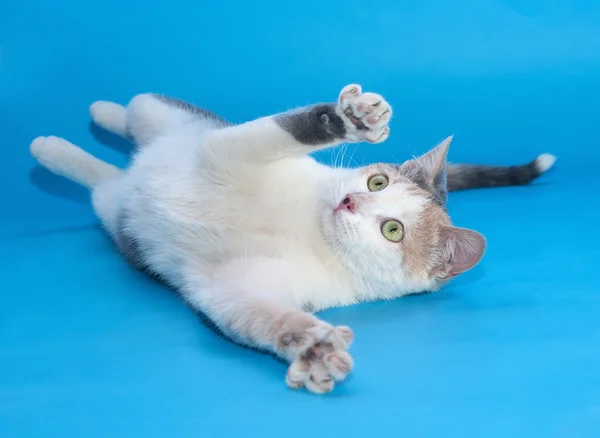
[1,1,599,437]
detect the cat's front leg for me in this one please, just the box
[274,84,392,146]
[200,84,392,164]
[183,264,354,393]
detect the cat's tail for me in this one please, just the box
[447,153,556,192]
[30,136,121,189]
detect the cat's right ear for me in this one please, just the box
[435,226,486,279]
[416,135,453,178]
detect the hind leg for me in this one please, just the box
[90,101,128,138]
[90,94,233,147]
[31,136,121,189]
[91,177,124,241]
[29,134,124,240]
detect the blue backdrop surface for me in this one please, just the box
[1,1,599,437]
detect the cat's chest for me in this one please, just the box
[193,157,331,234]
[128,149,337,261]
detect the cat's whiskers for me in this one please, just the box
[341,144,350,169]
[349,144,360,169]
[334,144,348,169]
[338,216,357,241]
[330,145,340,168]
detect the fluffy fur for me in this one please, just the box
[30,84,554,393]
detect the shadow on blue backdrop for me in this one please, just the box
[1,1,599,437]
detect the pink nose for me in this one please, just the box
[338,194,356,213]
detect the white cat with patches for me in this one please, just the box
[30,84,555,393]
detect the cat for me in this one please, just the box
[30,84,555,394]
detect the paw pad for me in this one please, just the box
[337,84,392,144]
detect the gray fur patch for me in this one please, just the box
[400,164,448,208]
[301,301,316,313]
[447,160,542,192]
[115,211,151,272]
[274,103,347,145]
[153,94,234,129]
[431,166,448,208]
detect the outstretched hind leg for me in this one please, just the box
[31,136,121,189]
[29,135,124,240]
[90,101,129,138]
[91,177,123,241]
[90,94,234,147]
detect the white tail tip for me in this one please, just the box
[535,153,557,173]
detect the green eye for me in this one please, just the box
[381,220,404,242]
[367,174,389,191]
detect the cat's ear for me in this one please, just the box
[402,135,452,207]
[436,225,486,279]
[416,135,452,179]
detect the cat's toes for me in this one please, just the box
[337,85,392,144]
[285,325,354,394]
[364,125,390,144]
[343,92,392,129]
[286,357,334,394]
[325,351,353,381]
[339,84,362,102]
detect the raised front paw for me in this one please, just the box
[337,84,392,144]
[283,323,354,394]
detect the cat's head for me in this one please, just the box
[322,136,486,294]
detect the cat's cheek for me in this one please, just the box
[320,211,343,244]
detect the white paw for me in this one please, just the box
[89,101,127,134]
[30,135,49,159]
[337,84,392,144]
[284,324,354,394]
[30,136,71,163]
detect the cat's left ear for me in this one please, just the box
[435,225,486,279]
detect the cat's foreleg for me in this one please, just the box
[200,84,392,164]
[183,262,354,394]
